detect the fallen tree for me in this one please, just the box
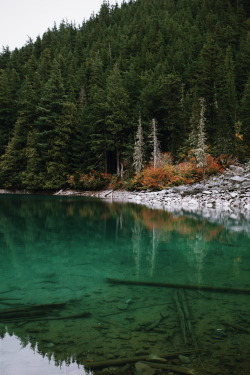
[107,278,250,295]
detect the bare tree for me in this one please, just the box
[133,114,145,173]
[151,118,161,168]
[190,97,207,181]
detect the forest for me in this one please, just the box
[0,0,249,190]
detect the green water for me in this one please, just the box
[0,195,250,375]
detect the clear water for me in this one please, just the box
[0,194,249,375]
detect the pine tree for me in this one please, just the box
[24,59,66,188]
[45,101,78,188]
[197,36,222,146]
[0,69,19,155]
[240,72,250,156]
[216,47,237,154]
[105,64,130,177]
[0,61,41,188]
[85,53,109,173]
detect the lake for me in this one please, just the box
[0,194,249,375]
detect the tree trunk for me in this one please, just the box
[120,161,124,181]
[116,148,120,176]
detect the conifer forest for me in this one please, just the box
[0,0,249,190]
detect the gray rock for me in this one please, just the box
[173,185,189,192]
[242,181,250,187]
[230,176,247,182]
[230,192,238,198]
[135,362,156,375]
[178,355,191,364]
[229,166,244,174]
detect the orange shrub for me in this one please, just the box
[131,154,225,190]
[202,154,224,175]
[142,166,171,189]
[130,167,168,190]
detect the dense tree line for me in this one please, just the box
[0,0,249,189]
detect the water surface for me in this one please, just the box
[0,195,249,374]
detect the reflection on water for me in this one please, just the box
[0,195,250,374]
[0,334,86,375]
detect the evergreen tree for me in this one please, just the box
[0,63,41,188]
[85,53,109,172]
[45,101,78,188]
[216,47,237,154]
[105,64,131,176]
[197,36,222,146]
[0,69,19,155]
[24,59,66,188]
[240,72,250,155]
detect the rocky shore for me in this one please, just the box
[55,163,249,210]
[54,162,250,233]
[1,162,250,231]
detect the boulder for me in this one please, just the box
[178,355,191,364]
[230,176,248,182]
[134,362,156,375]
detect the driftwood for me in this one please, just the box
[174,289,198,350]
[1,311,91,323]
[221,320,250,334]
[107,278,250,295]
[0,302,92,323]
[29,311,91,322]
[104,190,113,197]
[101,302,170,317]
[0,302,66,316]
[174,291,188,345]
[84,350,198,369]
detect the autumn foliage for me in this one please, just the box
[67,153,230,191]
[130,154,224,190]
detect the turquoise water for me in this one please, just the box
[0,195,249,375]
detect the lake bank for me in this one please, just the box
[1,162,250,227]
[55,162,250,220]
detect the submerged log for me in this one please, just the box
[0,302,75,322]
[0,302,66,316]
[107,278,250,295]
[42,312,91,321]
[174,291,188,345]
[174,289,199,350]
[84,350,198,369]
[1,311,91,323]
[221,320,250,334]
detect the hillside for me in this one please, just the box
[0,0,249,190]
